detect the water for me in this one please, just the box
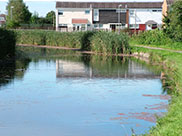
[0,47,169,136]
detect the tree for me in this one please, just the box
[30,12,39,24]
[46,11,56,27]
[163,0,182,41]
[6,0,32,28]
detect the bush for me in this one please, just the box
[132,29,173,46]
[0,28,16,59]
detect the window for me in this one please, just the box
[129,24,139,29]
[0,17,5,21]
[59,24,67,27]
[58,10,63,15]
[99,24,103,28]
[130,10,134,16]
[85,10,90,14]
[94,9,99,21]
[152,10,157,12]
[152,10,162,12]
[87,24,91,27]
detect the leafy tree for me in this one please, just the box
[46,11,55,26]
[163,0,182,41]
[6,0,32,28]
[30,12,39,24]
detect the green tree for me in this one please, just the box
[6,0,32,28]
[163,0,182,41]
[46,11,55,27]
[30,12,39,24]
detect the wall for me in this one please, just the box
[57,8,92,28]
[129,9,162,25]
[95,9,126,24]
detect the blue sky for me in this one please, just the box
[0,0,163,17]
[0,1,56,17]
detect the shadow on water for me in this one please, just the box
[0,55,30,88]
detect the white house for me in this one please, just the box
[56,1,163,31]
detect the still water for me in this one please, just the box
[0,47,169,136]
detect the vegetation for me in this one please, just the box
[130,29,172,46]
[28,11,55,29]
[15,30,130,54]
[0,28,16,59]
[6,0,32,28]
[90,31,129,54]
[163,0,182,42]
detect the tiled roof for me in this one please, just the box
[56,2,163,9]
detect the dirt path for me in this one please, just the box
[133,45,182,54]
[16,44,81,51]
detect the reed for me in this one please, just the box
[15,30,130,54]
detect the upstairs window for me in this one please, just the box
[130,10,135,16]
[94,9,99,21]
[58,10,63,15]
[85,10,90,14]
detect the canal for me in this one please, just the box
[0,47,170,136]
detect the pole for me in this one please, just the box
[118,4,122,34]
[10,6,14,21]
[135,9,136,33]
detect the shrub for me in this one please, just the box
[0,28,16,59]
[133,29,173,46]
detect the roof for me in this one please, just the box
[145,20,157,24]
[0,14,6,17]
[72,19,88,24]
[56,2,163,9]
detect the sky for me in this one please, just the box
[0,0,163,17]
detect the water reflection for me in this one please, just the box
[0,58,30,88]
[56,55,160,79]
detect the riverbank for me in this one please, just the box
[130,45,182,136]
[16,44,133,57]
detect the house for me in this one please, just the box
[56,1,163,32]
[162,0,175,17]
[0,14,6,27]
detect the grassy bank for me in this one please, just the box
[131,45,182,135]
[130,29,182,51]
[0,28,16,59]
[15,30,130,54]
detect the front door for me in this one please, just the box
[110,25,116,31]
